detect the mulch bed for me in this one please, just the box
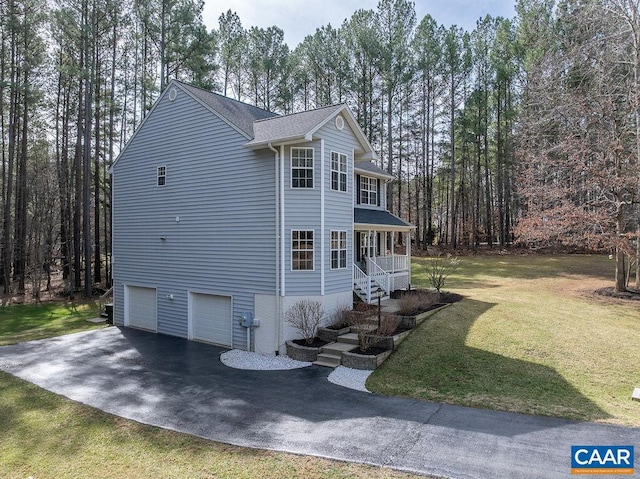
[350,346,388,356]
[595,287,640,301]
[291,338,330,348]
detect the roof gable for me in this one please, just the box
[244,104,377,159]
[177,81,278,138]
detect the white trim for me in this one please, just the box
[306,105,378,161]
[123,284,158,332]
[320,139,325,295]
[330,230,348,270]
[354,165,395,182]
[290,146,315,189]
[280,145,285,295]
[157,165,167,186]
[359,176,378,206]
[290,229,315,272]
[330,151,348,193]
[354,223,414,232]
[187,291,234,348]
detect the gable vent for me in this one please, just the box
[168,88,177,102]
[335,115,344,130]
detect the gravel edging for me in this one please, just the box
[220,350,372,392]
[220,349,311,370]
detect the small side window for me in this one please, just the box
[157,166,166,186]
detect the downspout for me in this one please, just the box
[320,139,325,296]
[268,142,283,354]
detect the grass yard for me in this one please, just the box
[368,254,640,426]
[0,302,424,479]
[0,372,421,479]
[0,301,104,346]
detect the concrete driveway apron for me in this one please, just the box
[0,327,638,479]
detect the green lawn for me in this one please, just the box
[0,302,423,479]
[368,254,640,426]
[0,301,105,346]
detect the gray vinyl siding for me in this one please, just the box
[112,86,276,349]
[317,120,357,295]
[283,142,322,295]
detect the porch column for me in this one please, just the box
[391,232,395,273]
[407,230,411,289]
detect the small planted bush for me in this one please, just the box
[285,300,324,345]
[397,291,439,316]
[422,253,460,293]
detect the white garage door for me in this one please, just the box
[190,293,232,347]
[126,286,157,332]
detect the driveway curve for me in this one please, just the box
[0,327,638,479]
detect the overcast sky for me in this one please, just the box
[201,0,517,48]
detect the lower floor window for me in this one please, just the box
[292,230,314,270]
[331,230,347,269]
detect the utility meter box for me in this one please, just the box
[239,312,254,328]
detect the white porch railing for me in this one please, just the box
[353,263,372,303]
[366,257,390,295]
[370,255,409,273]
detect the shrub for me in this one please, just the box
[422,253,460,292]
[397,291,439,316]
[377,314,400,337]
[285,300,324,345]
[329,302,353,329]
[347,311,378,351]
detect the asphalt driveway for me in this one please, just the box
[0,327,638,478]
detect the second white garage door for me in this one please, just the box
[190,293,232,347]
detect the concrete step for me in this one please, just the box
[321,341,357,356]
[314,352,342,368]
[337,332,360,345]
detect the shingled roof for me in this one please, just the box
[354,208,413,230]
[177,81,278,138]
[245,104,345,147]
[355,161,394,179]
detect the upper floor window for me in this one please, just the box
[157,166,166,186]
[291,147,313,188]
[331,152,347,192]
[292,230,314,270]
[360,176,378,205]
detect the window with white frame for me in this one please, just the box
[292,230,314,270]
[330,231,347,269]
[291,148,314,188]
[157,166,166,186]
[331,152,347,192]
[360,176,378,205]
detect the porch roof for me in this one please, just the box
[354,208,414,231]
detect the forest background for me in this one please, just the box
[0,0,638,297]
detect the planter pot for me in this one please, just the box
[285,340,321,362]
[341,348,392,370]
[317,326,351,343]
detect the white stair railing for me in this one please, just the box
[366,257,390,295]
[353,263,371,303]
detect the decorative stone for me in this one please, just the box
[341,349,392,370]
[317,326,351,343]
[632,388,640,402]
[285,340,321,362]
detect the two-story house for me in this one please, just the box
[111,80,413,355]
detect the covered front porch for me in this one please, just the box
[352,208,414,303]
